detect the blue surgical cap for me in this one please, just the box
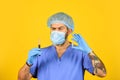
[47,12,74,31]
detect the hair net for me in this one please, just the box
[47,12,74,31]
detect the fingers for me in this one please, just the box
[72,46,80,49]
[31,48,41,51]
[31,51,40,55]
[72,33,85,42]
[72,44,83,50]
[72,37,78,42]
[76,34,82,40]
[72,33,82,39]
[72,33,82,43]
[29,48,41,57]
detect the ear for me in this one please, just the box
[67,29,72,35]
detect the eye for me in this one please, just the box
[59,27,64,30]
[51,27,56,30]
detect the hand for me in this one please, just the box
[26,48,41,65]
[72,34,92,54]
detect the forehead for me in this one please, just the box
[51,23,67,28]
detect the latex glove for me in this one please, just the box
[72,34,92,54]
[26,48,41,65]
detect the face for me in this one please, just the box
[50,23,72,38]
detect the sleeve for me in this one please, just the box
[30,56,38,78]
[83,53,95,75]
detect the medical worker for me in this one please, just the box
[18,12,106,80]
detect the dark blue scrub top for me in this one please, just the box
[30,44,94,80]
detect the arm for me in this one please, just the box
[72,34,107,77]
[18,64,32,80]
[88,51,106,77]
[18,48,41,80]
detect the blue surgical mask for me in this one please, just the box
[50,31,66,45]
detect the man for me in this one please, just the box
[18,12,106,80]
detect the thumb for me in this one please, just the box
[72,44,83,50]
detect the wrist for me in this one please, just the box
[88,51,95,55]
[86,48,92,54]
[26,62,32,67]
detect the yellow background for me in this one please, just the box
[0,0,120,80]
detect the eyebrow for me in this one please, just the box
[51,26,65,28]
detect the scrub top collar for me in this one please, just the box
[51,44,72,61]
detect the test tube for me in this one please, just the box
[38,39,41,56]
[38,39,40,48]
[38,44,40,48]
